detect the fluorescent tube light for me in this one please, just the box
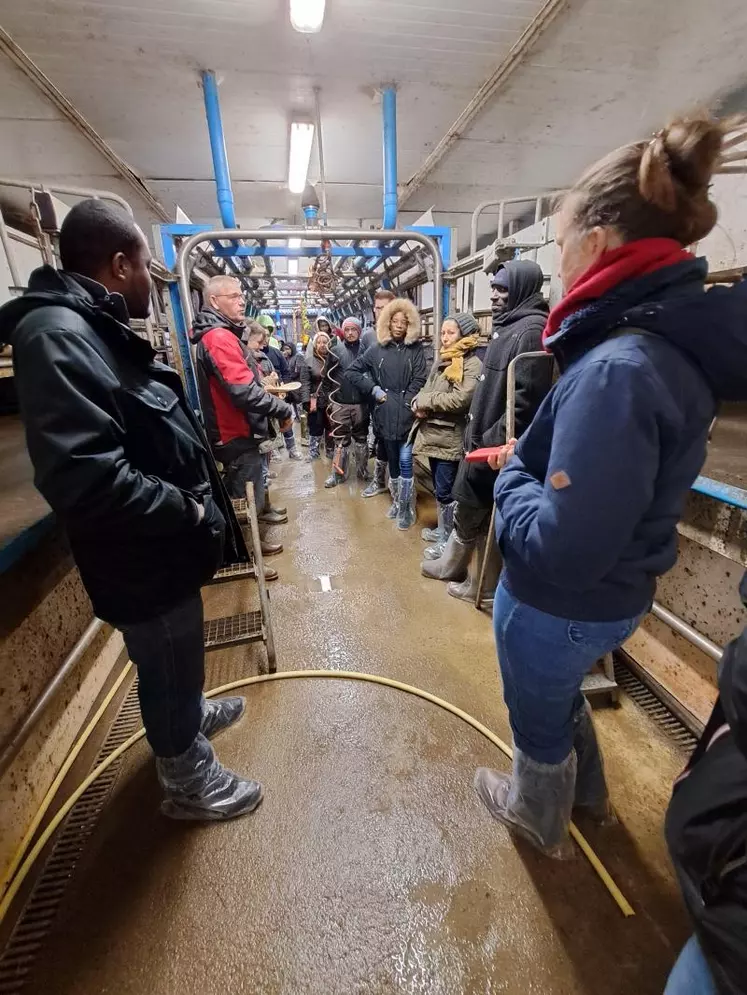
[290,0,326,34]
[288,122,315,194]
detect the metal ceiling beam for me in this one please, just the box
[0,26,169,221]
[398,0,569,208]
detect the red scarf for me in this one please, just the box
[543,238,693,346]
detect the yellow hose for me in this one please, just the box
[0,662,133,898]
[0,669,634,926]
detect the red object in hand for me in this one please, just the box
[465,446,508,463]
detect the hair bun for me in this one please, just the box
[639,113,725,215]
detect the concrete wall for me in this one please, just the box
[0,527,124,882]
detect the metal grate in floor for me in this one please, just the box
[211,561,255,584]
[203,611,264,651]
[231,497,249,524]
[614,659,698,753]
[0,676,143,995]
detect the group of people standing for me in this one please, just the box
[4,108,747,994]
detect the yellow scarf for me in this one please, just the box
[441,334,479,384]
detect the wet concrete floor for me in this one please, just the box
[25,452,691,994]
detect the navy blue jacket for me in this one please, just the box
[495,258,747,622]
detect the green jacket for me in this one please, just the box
[412,349,482,461]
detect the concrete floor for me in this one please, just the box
[24,453,692,995]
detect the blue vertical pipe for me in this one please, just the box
[201,70,236,229]
[382,86,398,229]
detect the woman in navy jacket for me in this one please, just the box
[474,113,747,862]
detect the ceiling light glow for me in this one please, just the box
[290,0,326,34]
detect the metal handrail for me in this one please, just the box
[0,617,105,779]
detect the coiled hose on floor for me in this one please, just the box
[0,670,634,925]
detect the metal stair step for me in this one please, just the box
[204,611,264,651]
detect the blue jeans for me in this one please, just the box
[382,439,413,479]
[493,579,643,764]
[429,457,459,504]
[664,936,717,995]
[120,594,205,758]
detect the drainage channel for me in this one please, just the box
[613,657,699,753]
[0,680,142,995]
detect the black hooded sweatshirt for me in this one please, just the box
[452,259,553,510]
[666,573,747,994]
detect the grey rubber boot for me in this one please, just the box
[324,445,350,488]
[307,435,321,460]
[200,696,246,739]
[572,699,615,823]
[287,446,303,461]
[385,477,401,519]
[474,747,577,859]
[354,441,371,481]
[423,502,455,560]
[156,733,264,821]
[362,459,388,497]
[300,412,309,441]
[447,533,500,605]
[420,531,473,581]
[397,477,417,530]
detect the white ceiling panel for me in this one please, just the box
[0,0,745,254]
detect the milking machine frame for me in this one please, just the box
[159,225,450,414]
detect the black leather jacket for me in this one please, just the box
[0,266,247,625]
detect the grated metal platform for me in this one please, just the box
[211,561,255,584]
[203,610,264,652]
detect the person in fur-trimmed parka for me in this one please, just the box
[347,297,427,529]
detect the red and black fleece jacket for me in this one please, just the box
[191,308,292,462]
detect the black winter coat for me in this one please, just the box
[0,267,247,625]
[287,352,311,404]
[327,338,368,405]
[452,259,553,509]
[347,339,427,441]
[666,573,747,995]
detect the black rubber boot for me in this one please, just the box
[362,459,387,498]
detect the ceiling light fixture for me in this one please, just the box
[290,0,326,34]
[288,122,315,194]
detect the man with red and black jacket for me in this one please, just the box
[192,276,292,519]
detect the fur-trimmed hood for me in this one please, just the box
[376,297,421,346]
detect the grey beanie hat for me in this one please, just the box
[446,312,479,338]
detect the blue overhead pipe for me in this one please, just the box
[201,70,236,228]
[382,86,398,229]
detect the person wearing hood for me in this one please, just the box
[665,571,747,995]
[0,200,265,822]
[474,112,747,862]
[256,315,301,461]
[324,316,371,488]
[306,330,333,460]
[315,315,341,341]
[256,312,282,352]
[411,313,482,555]
[347,298,427,530]
[192,278,292,526]
[421,259,552,600]
[281,340,311,440]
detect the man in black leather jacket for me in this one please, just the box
[0,199,263,823]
